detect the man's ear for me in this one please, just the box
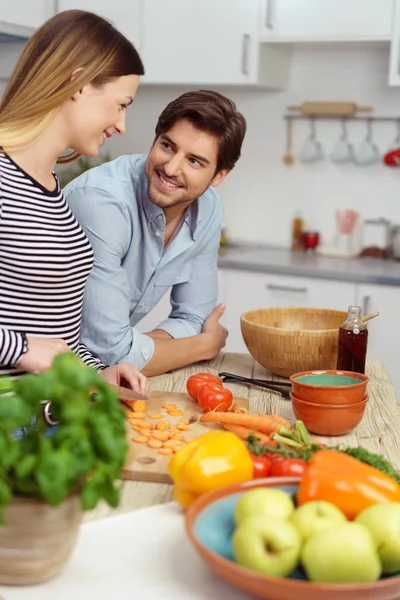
[211,168,230,188]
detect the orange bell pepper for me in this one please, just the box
[297,449,400,520]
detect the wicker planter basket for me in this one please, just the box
[240,307,347,378]
[0,494,82,585]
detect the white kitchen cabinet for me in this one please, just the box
[221,269,356,354]
[261,0,393,42]
[355,284,400,399]
[141,0,289,88]
[389,0,400,85]
[0,0,53,34]
[57,0,144,50]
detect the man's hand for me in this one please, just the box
[101,363,150,396]
[16,336,70,373]
[201,303,228,360]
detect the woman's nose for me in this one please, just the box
[115,111,127,135]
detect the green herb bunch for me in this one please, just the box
[0,352,128,522]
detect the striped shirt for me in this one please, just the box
[0,152,104,378]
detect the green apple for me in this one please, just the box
[232,516,302,577]
[234,488,295,525]
[290,500,347,543]
[301,522,381,583]
[356,502,400,574]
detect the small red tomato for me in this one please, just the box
[197,383,233,412]
[270,458,309,477]
[249,453,272,478]
[186,373,222,401]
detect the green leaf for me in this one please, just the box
[15,454,37,479]
[0,480,12,507]
[81,479,101,510]
[0,394,33,429]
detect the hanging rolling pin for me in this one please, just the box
[287,102,373,117]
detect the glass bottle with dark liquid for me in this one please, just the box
[336,305,368,374]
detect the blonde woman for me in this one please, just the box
[0,10,149,395]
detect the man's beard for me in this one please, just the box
[146,173,195,209]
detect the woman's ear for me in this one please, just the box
[70,67,85,101]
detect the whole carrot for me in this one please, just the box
[200,411,290,435]
[220,423,271,444]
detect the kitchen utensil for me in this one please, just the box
[282,118,295,166]
[240,307,347,378]
[287,101,373,116]
[383,120,400,166]
[360,218,391,259]
[290,370,368,405]
[218,371,291,399]
[334,209,359,254]
[299,119,324,163]
[111,383,149,401]
[291,393,368,436]
[302,231,320,251]
[186,476,400,600]
[354,119,380,165]
[330,119,354,164]
[121,390,248,483]
[361,310,379,324]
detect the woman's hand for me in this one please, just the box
[101,363,150,396]
[16,336,70,373]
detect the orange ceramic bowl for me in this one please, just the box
[290,370,368,405]
[291,393,368,436]
[185,477,400,600]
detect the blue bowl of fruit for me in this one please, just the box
[185,476,400,600]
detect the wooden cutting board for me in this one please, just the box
[120,390,249,483]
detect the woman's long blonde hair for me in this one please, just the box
[0,10,144,162]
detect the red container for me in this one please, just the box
[303,231,320,251]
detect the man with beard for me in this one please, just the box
[65,90,246,376]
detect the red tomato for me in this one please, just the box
[249,453,272,478]
[270,458,309,477]
[197,383,233,412]
[186,373,222,401]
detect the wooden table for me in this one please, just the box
[84,353,400,523]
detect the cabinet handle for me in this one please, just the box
[266,284,308,293]
[362,295,371,315]
[265,0,275,29]
[241,34,250,76]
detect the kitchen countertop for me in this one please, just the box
[83,352,400,522]
[2,352,399,599]
[218,244,400,286]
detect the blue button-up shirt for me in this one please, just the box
[64,154,222,370]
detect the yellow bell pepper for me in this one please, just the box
[168,430,254,508]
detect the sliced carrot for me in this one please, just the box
[178,419,189,426]
[131,426,143,432]
[171,433,185,441]
[132,400,146,413]
[138,422,152,430]
[155,420,168,431]
[167,409,184,417]
[147,439,163,449]
[148,413,163,419]
[162,403,177,410]
[158,447,174,456]
[151,431,169,442]
[133,435,149,444]
[163,439,181,449]
[130,411,146,419]
[176,423,189,431]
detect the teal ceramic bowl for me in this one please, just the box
[185,477,400,600]
[290,369,368,405]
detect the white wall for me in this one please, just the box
[3,42,400,249]
[104,43,400,250]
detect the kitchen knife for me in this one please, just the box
[110,384,149,402]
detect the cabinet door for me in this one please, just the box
[1,0,53,30]
[356,284,400,399]
[141,0,260,85]
[222,269,356,354]
[57,0,143,49]
[389,0,400,86]
[261,0,393,42]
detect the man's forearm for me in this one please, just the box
[141,333,211,377]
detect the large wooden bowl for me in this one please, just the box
[240,307,347,378]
